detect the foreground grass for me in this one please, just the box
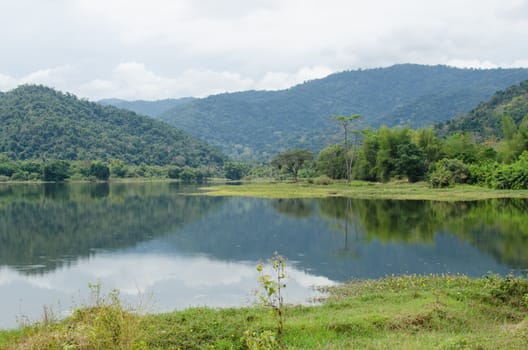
[201,181,528,201]
[1,275,527,349]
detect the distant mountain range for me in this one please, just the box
[100,64,528,160]
[438,80,528,138]
[0,85,225,166]
[99,97,195,118]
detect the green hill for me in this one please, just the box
[99,97,195,118]
[437,80,528,138]
[104,64,528,160]
[0,85,224,166]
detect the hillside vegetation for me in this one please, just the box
[0,85,224,166]
[99,97,195,118]
[104,64,528,160]
[438,80,528,138]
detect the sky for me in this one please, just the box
[1,0,528,100]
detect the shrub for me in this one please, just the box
[43,161,71,182]
[89,161,110,181]
[429,159,470,188]
[224,162,249,180]
[167,166,183,179]
[314,175,333,185]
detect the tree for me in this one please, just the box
[223,162,249,180]
[394,142,426,182]
[110,159,128,178]
[413,128,443,166]
[271,150,313,181]
[316,144,346,179]
[332,114,361,182]
[89,161,110,181]
[43,161,70,181]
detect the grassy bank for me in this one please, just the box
[1,275,527,349]
[200,181,528,201]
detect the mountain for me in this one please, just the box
[0,85,224,166]
[437,80,528,138]
[102,64,528,160]
[98,97,195,118]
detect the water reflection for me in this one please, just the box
[0,183,527,328]
[0,252,333,329]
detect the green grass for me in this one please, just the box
[200,181,528,201]
[2,275,527,349]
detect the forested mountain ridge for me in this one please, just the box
[437,80,528,138]
[0,85,225,166]
[103,64,528,160]
[99,97,195,118]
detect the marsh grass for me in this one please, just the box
[2,275,528,349]
[1,283,147,350]
[200,181,528,201]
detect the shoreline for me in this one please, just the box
[1,274,526,349]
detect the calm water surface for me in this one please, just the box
[0,182,527,328]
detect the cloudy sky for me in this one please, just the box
[1,0,528,100]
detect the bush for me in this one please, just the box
[110,160,128,178]
[469,152,528,189]
[167,166,183,179]
[224,162,249,180]
[43,161,71,182]
[492,163,528,189]
[314,175,333,185]
[429,159,470,188]
[89,161,110,181]
[430,167,454,188]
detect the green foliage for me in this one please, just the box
[43,161,70,182]
[316,144,346,179]
[429,159,470,188]
[8,283,146,350]
[167,166,183,179]
[243,330,279,350]
[350,126,428,182]
[271,149,313,181]
[440,80,528,139]
[490,153,528,189]
[484,274,528,310]
[468,152,528,189]
[256,254,287,338]
[109,159,128,178]
[224,162,249,180]
[442,133,479,163]
[0,85,225,166]
[413,127,444,165]
[89,161,110,181]
[144,65,528,160]
[5,275,528,349]
[394,142,426,182]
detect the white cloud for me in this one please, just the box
[445,59,499,69]
[1,0,528,99]
[77,62,256,100]
[256,66,335,91]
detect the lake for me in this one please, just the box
[0,182,527,328]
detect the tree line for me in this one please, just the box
[0,156,217,183]
[261,114,528,189]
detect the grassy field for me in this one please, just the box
[1,275,527,349]
[200,181,528,201]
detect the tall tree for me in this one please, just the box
[332,114,361,182]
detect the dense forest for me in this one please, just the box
[103,64,528,160]
[438,80,528,138]
[0,85,224,166]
